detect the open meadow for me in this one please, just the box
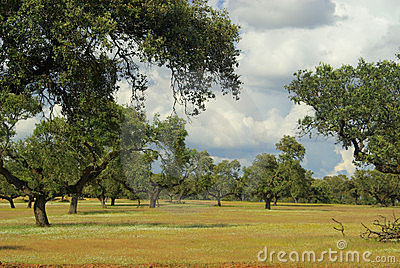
[1,199,400,267]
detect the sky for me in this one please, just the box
[17,0,400,178]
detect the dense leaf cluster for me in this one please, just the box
[286,57,400,174]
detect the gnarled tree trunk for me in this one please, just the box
[98,195,107,209]
[34,195,50,226]
[217,197,221,207]
[27,195,34,208]
[0,195,15,208]
[8,197,15,208]
[264,197,272,210]
[176,193,183,204]
[68,194,79,214]
[110,197,116,206]
[149,187,162,208]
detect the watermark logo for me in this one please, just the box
[257,239,396,264]
[336,239,347,250]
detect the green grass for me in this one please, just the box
[1,199,400,266]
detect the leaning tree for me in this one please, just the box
[286,56,400,174]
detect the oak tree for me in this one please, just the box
[208,159,240,207]
[286,57,400,174]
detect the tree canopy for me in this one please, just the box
[208,159,240,206]
[0,0,241,116]
[286,56,400,174]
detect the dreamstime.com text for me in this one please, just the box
[257,240,397,264]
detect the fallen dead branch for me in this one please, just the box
[332,218,345,237]
[361,213,400,242]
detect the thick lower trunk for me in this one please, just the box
[137,199,141,208]
[149,197,157,208]
[27,195,34,208]
[68,195,79,214]
[265,198,271,210]
[98,196,107,208]
[176,194,183,204]
[9,198,15,208]
[375,195,387,207]
[149,187,162,208]
[34,195,50,227]
[217,198,221,207]
[1,195,16,208]
[111,197,116,206]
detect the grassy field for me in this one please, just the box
[1,199,400,267]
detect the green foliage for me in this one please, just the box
[154,114,189,189]
[280,163,310,202]
[309,179,332,204]
[244,153,281,203]
[275,136,308,202]
[0,92,41,152]
[286,56,400,174]
[321,175,352,204]
[59,104,151,197]
[244,136,308,207]
[0,0,241,221]
[1,0,241,116]
[275,135,305,162]
[305,172,399,206]
[120,114,208,204]
[0,174,22,201]
[5,119,79,198]
[353,169,400,206]
[208,159,241,205]
[120,152,155,198]
[171,149,214,199]
[84,157,127,203]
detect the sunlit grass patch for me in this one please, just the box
[1,199,400,266]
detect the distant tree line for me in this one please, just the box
[3,109,398,227]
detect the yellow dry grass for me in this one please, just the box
[0,199,400,267]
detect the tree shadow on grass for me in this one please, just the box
[278,204,333,208]
[174,223,236,228]
[0,245,27,250]
[77,209,140,215]
[52,222,239,229]
[111,203,167,208]
[109,204,140,207]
